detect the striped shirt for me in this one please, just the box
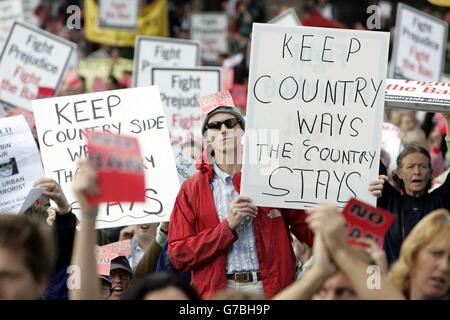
[211,163,259,273]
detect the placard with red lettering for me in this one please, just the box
[190,12,228,62]
[385,78,450,113]
[95,239,132,275]
[390,3,448,81]
[86,130,145,204]
[151,66,221,145]
[197,90,234,114]
[0,22,76,111]
[343,198,395,246]
[99,0,139,30]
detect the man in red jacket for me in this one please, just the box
[168,103,314,299]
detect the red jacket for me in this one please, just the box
[168,161,314,299]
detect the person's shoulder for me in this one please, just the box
[179,170,209,192]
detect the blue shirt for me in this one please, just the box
[211,163,259,273]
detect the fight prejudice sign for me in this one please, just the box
[0,22,76,111]
[133,36,200,87]
[151,66,221,145]
[240,23,390,209]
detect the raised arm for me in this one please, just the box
[69,160,101,300]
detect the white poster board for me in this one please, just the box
[390,3,448,81]
[0,22,76,111]
[133,36,200,87]
[0,0,23,51]
[0,115,44,214]
[32,86,180,228]
[99,0,139,29]
[241,23,390,209]
[151,66,221,145]
[385,79,450,113]
[190,12,228,62]
[268,8,301,26]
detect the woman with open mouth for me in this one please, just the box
[369,143,449,265]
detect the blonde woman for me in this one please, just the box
[390,209,449,300]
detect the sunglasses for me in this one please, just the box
[206,118,241,131]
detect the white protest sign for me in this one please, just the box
[0,115,44,214]
[241,23,390,209]
[385,79,450,113]
[22,0,40,26]
[0,22,76,111]
[0,0,23,51]
[390,3,448,81]
[172,145,196,184]
[268,8,301,26]
[133,36,200,87]
[190,12,228,62]
[151,66,222,145]
[381,122,402,172]
[99,0,139,29]
[32,86,180,228]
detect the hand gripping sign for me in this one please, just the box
[343,198,395,247]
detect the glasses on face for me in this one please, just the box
[206,118,240,131]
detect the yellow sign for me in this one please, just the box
[85,0,169,46]
[79,58,134,91]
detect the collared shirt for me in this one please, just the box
[211,163,259,273]
[127,237,145,269]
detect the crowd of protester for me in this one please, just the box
[0,0,449,301]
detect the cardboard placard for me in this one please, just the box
[86,130,145,204]
[197,90,235,114]
[190,12,228,62]
[0,115,43,214]
[268,8,301,26]
[343,198,395,246]
[95,239,132,276]
[385,78,450,113]
[390,3,448,81]
[151,66,222,145]
[0,22,76,111]
[133,36,200,87]
[32,86,180,228]
[241,23,390,209]
[99,0,139,30]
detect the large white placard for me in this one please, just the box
[133,36,200,87]
[0,0,23,51]
[0,115,44,214]
[99,0,139,29]
[151,66,221,145]
[0,22,76,111]
[390,3,448,81]
[190,12,228,62]
[241,23,390,209]
[32,86,180,228]
[268,8,301,26]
